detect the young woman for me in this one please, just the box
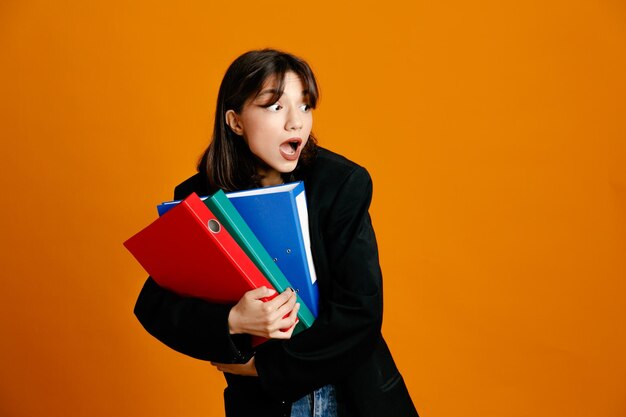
[134,49,418,417]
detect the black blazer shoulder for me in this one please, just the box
[173,171,211,200]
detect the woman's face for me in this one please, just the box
[226,71,313,186]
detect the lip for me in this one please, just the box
[279,137,303,161]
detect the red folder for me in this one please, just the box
[124,192,276,304]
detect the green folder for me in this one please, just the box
[204,190,315,334]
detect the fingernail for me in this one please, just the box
[267,289,276,295]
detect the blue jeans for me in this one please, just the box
[290,384,338,417]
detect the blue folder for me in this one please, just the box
[157,200,182,216]
[226,182,319,317]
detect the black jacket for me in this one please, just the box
[134,147,418,417]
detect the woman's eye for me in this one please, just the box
[266,103,282,112]
[300,104,311,112]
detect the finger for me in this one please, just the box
[265,288,295,310]
[290,301,301,319]
[245,286,276,301]
[271,303,301,339]
[210,362,225,372]
[262,290,297,325]
[215,364,232,373]
[272,291,298,320]
[285,302,301,327]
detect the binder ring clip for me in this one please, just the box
[207,219,221,233]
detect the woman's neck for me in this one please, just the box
[259,170,283,187]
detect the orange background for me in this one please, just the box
[1,1,625,416]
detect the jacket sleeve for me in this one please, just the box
[134,278,252,363]
[254,166,384,401]
[133,184,253,363]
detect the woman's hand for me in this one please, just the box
[211,356,258,376]
[228,286,300,339]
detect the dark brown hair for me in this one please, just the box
[198,49,320,191]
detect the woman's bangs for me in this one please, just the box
[254,64,318,108]
[293,64,319,108]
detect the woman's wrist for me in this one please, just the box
[227,306,241,334]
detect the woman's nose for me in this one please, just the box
[285,107,303,131]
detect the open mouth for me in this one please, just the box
[279,138,303,160]
[280,138,302,155]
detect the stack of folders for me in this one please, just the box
[124,181,318,343]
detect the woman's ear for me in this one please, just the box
[225,110,244,136]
